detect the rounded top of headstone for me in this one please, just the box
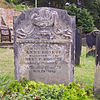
[14,7,75,42]
[90,28,100,36]
[14,7,74,26]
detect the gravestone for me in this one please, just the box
[86,31,96,57]
[75,28,82,65]
[14,7,76,84]
[0,25,11,42]
[94,30,100,96]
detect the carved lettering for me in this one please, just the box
[21,43,67,73]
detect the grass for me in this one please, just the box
[0,48,14,90]
[75,46,95,91]
[0,48,14,77]
[0,47,95,91]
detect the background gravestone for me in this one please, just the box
[86,31,96,57]
[94,30,100,96]
[75,28,82,65]
[14,7,76,84]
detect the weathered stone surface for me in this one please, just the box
[0,8,21,29]
[86,31,96,57]
[14,7,75,84]
[75,28,82,65]
[94,30,100,95]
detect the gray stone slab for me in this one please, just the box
[14,7,75,84]
[94,31,100,95]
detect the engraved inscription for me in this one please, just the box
[20,43,69,73]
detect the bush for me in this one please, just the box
[65,4,94,34]
[14,5,28,11]
[0,78,92,100]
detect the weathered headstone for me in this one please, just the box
[14,7,75,84]
[86,31,96,57]
[94,30,100,96]
[0,25,11,42]
[75,28,82,65]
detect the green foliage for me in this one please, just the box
[0,79,92,100]
[65,4,94,33]
[14,5,29,11]
[83,0,100,30]
[0,72,12,91]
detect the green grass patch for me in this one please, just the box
[0,48,14,76]
[75,46,95,91]
[0,48,14,90]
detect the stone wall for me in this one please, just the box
[0,8,21,29]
